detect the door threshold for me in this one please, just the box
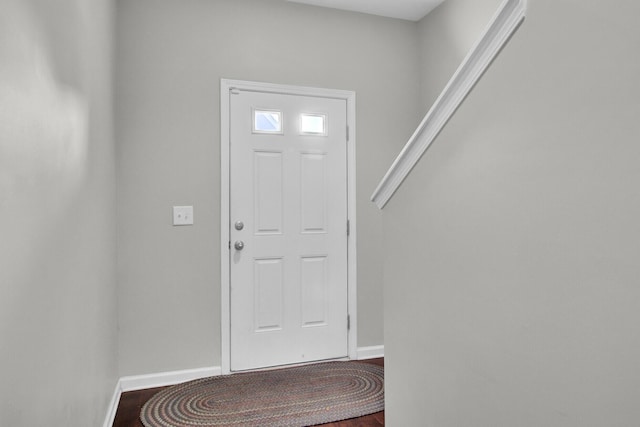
[230,356,351,374]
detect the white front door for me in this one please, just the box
[229,89,349,371]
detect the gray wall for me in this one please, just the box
[115,0,420,376]
[384,0,640,425]
[0,0,118,425]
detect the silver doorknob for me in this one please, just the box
[234,221,244,231]
[234,240,245,251]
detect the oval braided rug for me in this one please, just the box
[140,361,384,427]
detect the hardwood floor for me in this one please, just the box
[113,358,384,427]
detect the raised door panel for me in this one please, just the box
[254,151,283,235]
[300,256,328,327]
[253,258,284,332]
[300,152,328,234]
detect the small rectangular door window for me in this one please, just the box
[253,109,283,134]
[300,113,327,136]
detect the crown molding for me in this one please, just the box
[371,0,527,209]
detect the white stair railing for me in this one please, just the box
[371,0,527,209]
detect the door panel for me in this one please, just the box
[253,257,284,332]
[300,152,328,233]
[253,151,283,234]
[230,90,348,371]
[300,255,328,326]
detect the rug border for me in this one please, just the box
[139,361,384,427]
[104,346,383,426]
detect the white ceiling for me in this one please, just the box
[287,0,447,22]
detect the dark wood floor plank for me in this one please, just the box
[113,358,384,427]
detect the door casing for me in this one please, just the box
[220,79,357,374]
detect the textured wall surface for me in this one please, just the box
[384,0,640,425]
[0,0,117,425]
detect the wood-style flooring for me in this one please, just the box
[113,358,384,427]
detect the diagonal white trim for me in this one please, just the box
[371,0,527,209]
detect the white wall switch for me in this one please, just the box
[173,206,194,226]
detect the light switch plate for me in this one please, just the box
[173,206,193,226]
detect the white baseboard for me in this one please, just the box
[356,345,384,360]
[103,366,221,426]
[120,366,222,392]
[103,380,122,427]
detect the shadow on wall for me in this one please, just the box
[0,0,88,204]
[0,0,90,420]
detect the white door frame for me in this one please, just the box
[220,79,357,374]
